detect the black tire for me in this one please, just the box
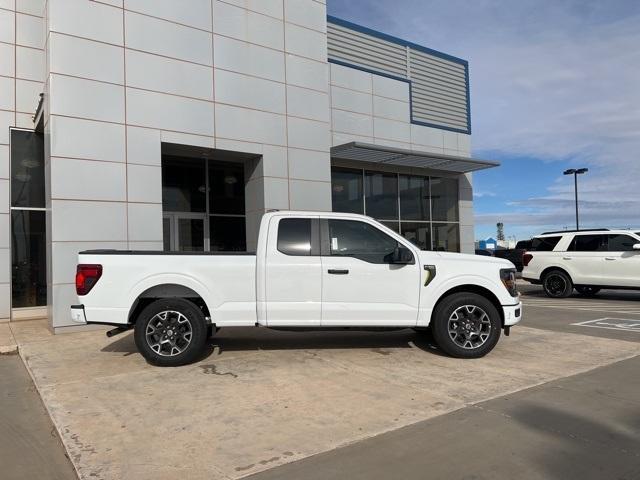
[134,298,208,367]
[431,292,501,359]
[542,270,573,298]
[575,286,600,297]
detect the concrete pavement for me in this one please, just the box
[247,356,640,480]
[10,315,640,480]
[0,354,77,480]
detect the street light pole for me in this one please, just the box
[563,168,588,230]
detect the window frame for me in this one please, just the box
[607,234,640,252]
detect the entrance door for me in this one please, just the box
[163,214,206,251]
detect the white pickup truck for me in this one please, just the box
[71,211,522,366]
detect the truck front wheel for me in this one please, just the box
[431,292,501,359]
[134,298,208,367]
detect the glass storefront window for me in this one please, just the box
[11,130,45,208]
[399,175,429,221]
[331,167,363,214]
[365,171,398,220]
[331,168,461,252]
[209,216,246,252]
[11,210,46,308]
[400,222,431,250]
[430,177,459,222]
[432,223,460,252]
[161,156,206,213]
[209,162,244,214]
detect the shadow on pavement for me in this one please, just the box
[510,403,640,480]
[100,328,446,359]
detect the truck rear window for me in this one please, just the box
[530,236,561,251]
[277,218,312,256]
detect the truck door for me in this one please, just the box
[264,216,322,326]
[320,218,420,326]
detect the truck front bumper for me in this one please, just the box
[502,301,522,326]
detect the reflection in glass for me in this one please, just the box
[210,216,246,252]
[400,222,431,250]
[432,223,460,252]
[162,156,206,213]
[162,217,171,250]
[430,177,459,221]
[11,130,45,208]
[331,167,363,214]
[209,162,245,214]
[178,218,204,251]
[399,175,430,221]
[365,171,398,220]
[11,210,46,307]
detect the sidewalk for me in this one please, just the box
[0,322,17,354]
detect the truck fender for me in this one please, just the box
[127,274,218,319]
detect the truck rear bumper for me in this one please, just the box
[70,304,129,326]
[70,304,87,324]
[502,301,522,326]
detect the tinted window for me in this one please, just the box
[531,236,561,251]
[515,240,532,250]
[430,177,459,222]
[328,220,398,263]
[331,168,363,214]
[11,210,47,307]
[208,162,244,214]
[162,156,206,212]
[399,175,429,221]
[278,218,311,256]
[608,234,638,252]
[569,234,607,252]
[401,222,431,250]
[432,223,460,252]
[365,171,398,220]
[210,216,246,252]
[11,130,45,208]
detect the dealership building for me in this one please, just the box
[0,0,498,331]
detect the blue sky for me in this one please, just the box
[327,1,640,241]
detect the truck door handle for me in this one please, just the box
[562,257,572,260]
[328,269,349,275]
[605,257,616,261]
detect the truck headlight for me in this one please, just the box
[500,268,518,297]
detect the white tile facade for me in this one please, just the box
[0,1,45,322]
[0,0,476,330]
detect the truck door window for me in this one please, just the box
[569,234,607,251]
[327,220,398,264]
[277,218,312,256]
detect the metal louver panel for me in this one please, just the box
[409,49,469,130]
[327,16,471,134]
[327,22,407,77]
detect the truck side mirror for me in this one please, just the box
[386,246,415,265]
[633,243,640,251]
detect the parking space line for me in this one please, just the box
[571,318,640,333]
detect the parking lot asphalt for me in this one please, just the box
[4,284,640,480]
[518,282,640,343]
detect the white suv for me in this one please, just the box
[522,229,640,298]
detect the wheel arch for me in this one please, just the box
[128,283,211,324]
[431,284,504,327]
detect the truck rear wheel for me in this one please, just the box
[431,292,501,359]
[134,298,208,367]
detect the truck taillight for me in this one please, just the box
[522,253,533,267]
[76,264,102,295]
